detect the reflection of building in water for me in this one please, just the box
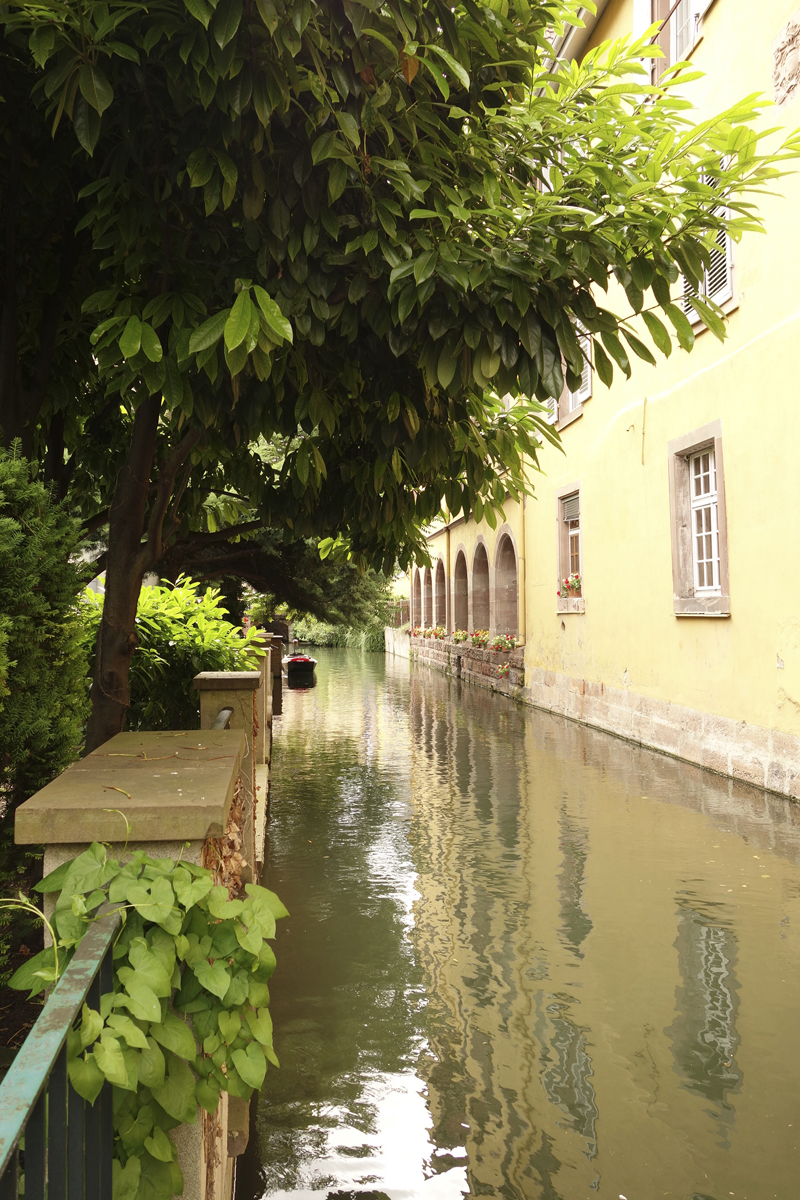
[668,906,742,1134]
[539,1003,598,1152]
[557,805,593,959]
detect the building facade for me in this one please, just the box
[408,0,800,799]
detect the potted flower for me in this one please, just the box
[496,662,511,680]
[557,573,581,598]
[452,630,469,644]
[489,633,516,653]
[432,626,447,640]
[471,630,490,648]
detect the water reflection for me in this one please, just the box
[241,650,800,1200]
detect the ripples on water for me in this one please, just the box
[236,650,800,1200]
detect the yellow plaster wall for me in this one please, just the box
[420,0,800,753]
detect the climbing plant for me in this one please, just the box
[8,842,288,1200]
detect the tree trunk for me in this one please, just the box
[84,396,161,753]
[83,402,203,753]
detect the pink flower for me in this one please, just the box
[557,590,561,596]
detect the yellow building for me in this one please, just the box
[407,0,800,800]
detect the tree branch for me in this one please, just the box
[136,427,204,576]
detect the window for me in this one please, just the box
[568,329,592,411]
[556,486,584,613]
[651,0,701,81]
[681,168,733,320]
[690,449,720,592]
[668,422,730,617]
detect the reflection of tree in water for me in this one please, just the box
[540,999,598,1154]
[667,905,742,1137]
[557,804,593,958]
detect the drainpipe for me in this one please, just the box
[518,494,527,648]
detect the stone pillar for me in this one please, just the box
[193,671,261,884]
[250,634,272,766]
[14,728,248,1200]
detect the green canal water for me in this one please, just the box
[236,649,800,1200]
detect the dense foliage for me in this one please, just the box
[0,446,88,815]
[292,614,386,651]
[80,578,264,729]
[1,0,796,745]
[9,842,287,1200]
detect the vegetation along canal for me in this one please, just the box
[237,650,800,1200]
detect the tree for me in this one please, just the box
[1,0,795,749]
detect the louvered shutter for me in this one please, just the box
[568,330,592,408]
[542,395,557,425]
[681,163,732,318]
[562,493,580,521]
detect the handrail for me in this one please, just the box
[0,902,122,1195]
[211,706,234,730]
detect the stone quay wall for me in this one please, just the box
[408,634,525,699]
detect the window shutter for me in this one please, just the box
[562,493,580,521]
[706,225,732,303]
[542,395,557,425]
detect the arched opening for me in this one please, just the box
[412,569,422,626]
[434,560,446,627]
[453,552,468,631]
[472,543,490,630]
[423,567,433,626]
[495,535,518,636]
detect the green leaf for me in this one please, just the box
[193,957,232,1000]
[162,358,183,409]
[34,858,74,893]
[600,330,631,375]
[127,939,173,997]
[425,44,470,89]
[185,0,212,26]
[413,251,438,285]
[112,1156,141,1200]
[246,883,288,920]
[119,317,143,359]
[106,1013,150,1050]
[664,302,696,351]
[593,342,613,387]
[140,324,163,363]
[437,343,458,389]
[149,1013,197,1060]
[218,1010,241,1042]
[79,1003,103,1049]
[245,1007,273,1046]
[641,310,672,357]
[68,1053,105,1103]
[231,1042,267,1090]
[173,869,214,908]
[9,947,56,997]
[622,328,657,365]
[138,1038,166,1089]
[73,95,101,155]
[144,1126,175,1163]
[94,1033,130,1088]
[213,0,243,48]
[115,975,161,1023]
[328,160,347,203]
[196,1078,221,1113]
[189,311,227,354]
[253,287,293,343]
[224,291,253,351]
[206,886,243,919]
[152,1054,197,1124]
[518,310,542,357]
[79,64,114,115]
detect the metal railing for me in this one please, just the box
[0,904,121,1198]
[211,706,234,730]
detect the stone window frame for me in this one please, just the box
[555,482,585,614]
[668,419,731,617]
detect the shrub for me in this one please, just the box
[80,578,263,730]
[0,447,88,815]
[7,843,286,1199]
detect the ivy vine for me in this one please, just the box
[9,841,287,1200]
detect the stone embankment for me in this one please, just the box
[402,631,525,697]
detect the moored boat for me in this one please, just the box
[283,652,317,680]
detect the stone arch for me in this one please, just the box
[412,569,422,626]
[472,542,490,631]
[453,550,468,631]
[434,560,446,627]
[494,533,518,636]
[423,567,433,626]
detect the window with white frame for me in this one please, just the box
[673,0,694,61]
[682,168,733,320]
[564,492,581,576]
[689,447,720,593]
[568,328,592,411]
[668,422,730,617]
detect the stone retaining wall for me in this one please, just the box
[409,636,525,698]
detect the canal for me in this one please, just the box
[237,649,800,1200]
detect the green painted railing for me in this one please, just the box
[0,903,121,1199]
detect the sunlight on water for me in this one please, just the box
[237,649,800,1200]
